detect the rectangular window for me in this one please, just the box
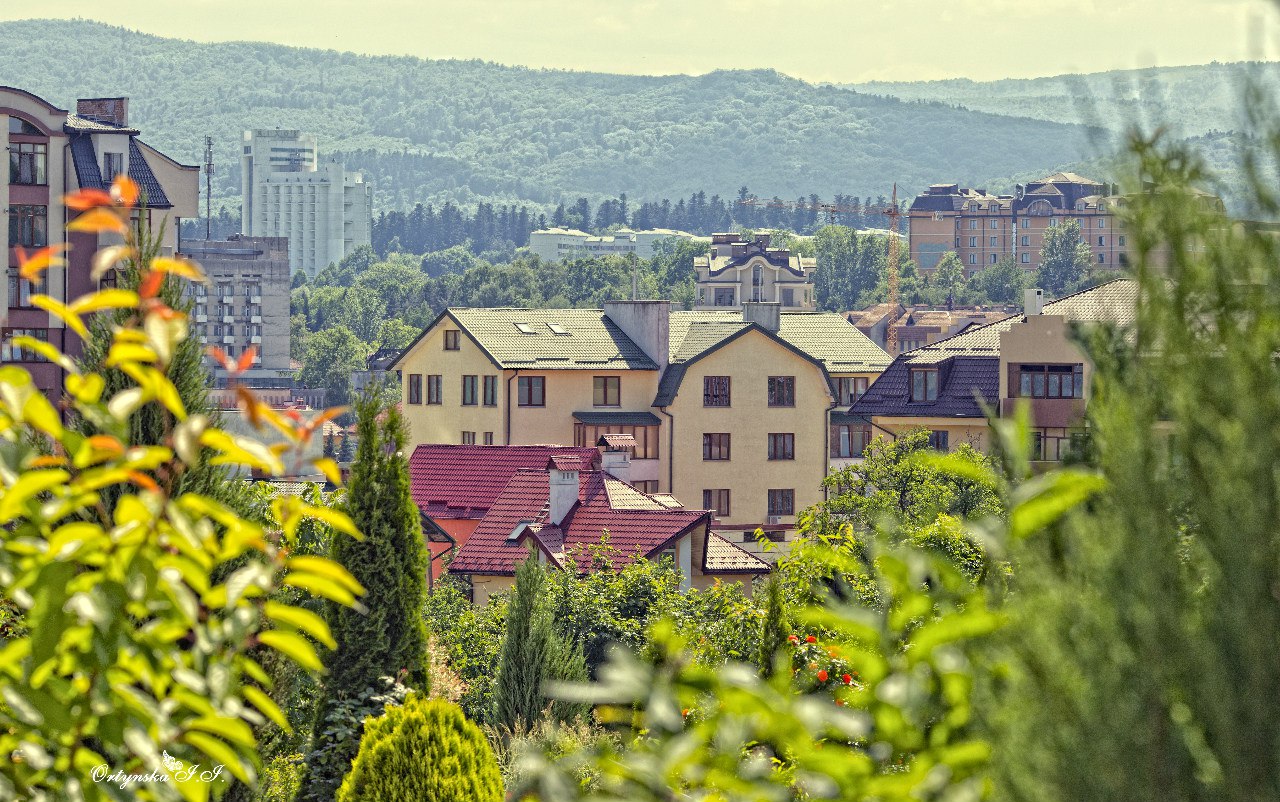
[781,288,795,307]
[483,375,498,406]
[969,220,977,230]
[1049,217,1058,227]
[7,268,33,308]
[989,236,998,246]
[443,329,460,350]
[517,376,545,406]
[1021,218,1029,229]
[1021,235,1029,246]
[461,431,476,445]
[1099,219,1106,229]
[9,205,47,247]
[969,236,977,247]
[830,425,872,458]
[408,374,422,404]
[1098,253,1106,264]
[702,489,731,517]
[910,368,939,402]
[836,376,869,405]
[574,423,660,460]
[989,219,998,229]
[9,142,47,185]
[1,328,49,362]
[1098,236,1106,246]
[427,374,442,404]
[927,431,950,451]
[702,433,731,461]
[991,253,998,264]
[969,254,977,265]
[483,431,494,445]
[703,375,731,407]
[767,376,795,407]
[102,152,124,179]
[461,375,478,405]
[713,287,735,306]
[1021,253,1030,264]
[633,480,659,494]
[767,489,795,516]
[1017,364,1085,398]
[767,433,795,460]
[593,376,620,407]
[1118,235,1127,246]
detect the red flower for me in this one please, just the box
[787,634,799,644]
[805,635,816,644]
[817,669,828,682]
[842,673,853,685]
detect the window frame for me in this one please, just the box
[443,329,460,351]
[767,376,795,407]
[767,432,795,461]
[909,368,939,402]
[426,374,443,405]
[9,204,47,247]
[703,375,731,407]
[767,489,795,516]
[593,375,621,407]
[836,376,869,405]
[1017,364,1084,399]
[830,424,872,458]
[702,432,731,461]
[517,375,545,407]
[461,374,478,406]
[927,430,950,451]
[483,375,498,406]
[407,374,422,404]
[9,141,48,186]
[702,488,731,517]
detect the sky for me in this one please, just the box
[7,0,1277,83]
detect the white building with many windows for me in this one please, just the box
[528,227,703,263]
[240,129,372,278]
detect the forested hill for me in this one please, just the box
[852,62,1280,137]
[0,18,1095,213]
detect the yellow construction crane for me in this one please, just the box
[884,184,902,354]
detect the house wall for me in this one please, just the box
[868,415,990,452]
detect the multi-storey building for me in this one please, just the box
[391,300,890,557]
[528,227,703,262]
[179,236,291,382]
[693,232,816,311]
[2,88,198,400]
[240,129,372,279]
[848,282,1136,462]
[846,303,1015,356]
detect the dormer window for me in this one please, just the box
[910,368,939,402]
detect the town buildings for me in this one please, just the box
[179,236,291,382]
[240,129,372,279]
[528,227,703,262]
[847,303,1014,356]
[2,88,199,400]
[391,300,890,557]
[848,282,1136,461]
[693,232,816,311]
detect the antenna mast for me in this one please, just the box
[204,136,214,240]
[885,184,902,355]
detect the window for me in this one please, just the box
[1118,235,1127,246]
[8,117,40,135]
[461,375,478,405]
[990,253,998,264]
[968,220,977,230]
[702,433,731,461]
[1018,364,1085,399]
[752,264,763,286]
[703,489,731,517]
[408,374,422,404]
[9,205,47,247]
[427,374,442,404]
[910,368,939,401]
[1049,217,1058,227]
[483,375,498,406]
[969,254,976,265]
[989,219,998,229]
[574,423,660,460]
[1098,236,1106,246]
[989,236,998,246]
[767,433,795,460]
[514,322,536,334]
[102,152,124,179]
[1098,253,1106,264]
[713,287,735,306]
[483,431,494,445]
[781,288,795,307]
[836,376,869,405]
[461,431,476,445]
[1021,253,1030,264]
[703,376,730,407]
[1098,219,1106,229]
[767,489,795,516]
[2,328,49,362]
[9,142,47,185]
[443,329,460,350]
[969,236,977,247]
[830,425,872,458]
[7,268,33,308]
[927,430,950,451]
[517,376,545,406]
[1021,218,1029,229]
[767,376,795,407]
[593,376,620,406]
[634,480,659,494]
[1021,235,1029,246]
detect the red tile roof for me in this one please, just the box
[450,469,712,575]
[409,444,598,520]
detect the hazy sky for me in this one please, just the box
[9,0,1277,82]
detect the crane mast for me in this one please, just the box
[885,184,901,354]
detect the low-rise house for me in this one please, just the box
[848,282,1136,461]
[446,443,769,604]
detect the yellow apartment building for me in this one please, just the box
[392,300,890,557]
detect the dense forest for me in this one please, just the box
[0,18,1094,215]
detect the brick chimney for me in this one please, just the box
[547,458,580,526]
[76,98,129,127]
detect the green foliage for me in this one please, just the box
[969,253,1031,304]
[253,754,304,802]
[755,573,790,676]
[422,576,508,721]
[931,250,966,298]
[337,694,503,802]
[296,326,364,411]
[1037,218,1093,296]
[302,676,411,802]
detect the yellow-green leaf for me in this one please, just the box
[258,630,324,672]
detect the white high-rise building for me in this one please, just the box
[240,129,373,278]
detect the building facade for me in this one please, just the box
[846,303,1015,356]
[179,236,292,381]
[693,232,816,311]
[528,227,703,262]
[240,129,372,278]
[391,301,890,557]
[3,88,198,400]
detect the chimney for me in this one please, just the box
[742,301,781,333]
[1024,288,1045,316]
[602,300,670,371]
[547,460,580,527]
[76,97,129,127]
[595,434,634,484]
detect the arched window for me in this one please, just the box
[8,117,41,136]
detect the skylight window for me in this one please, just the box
[547,323,570,335]
[514,322,536,334]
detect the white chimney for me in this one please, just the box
[600,449,631,484]
[742,301,781,332]
[547,465,579,526]
[1024,288,1044,316]
[602,300,670,371]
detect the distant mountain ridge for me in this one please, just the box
[1,18,1242,216]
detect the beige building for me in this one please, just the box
[528,227,703,262]
[694,232,816,311]
[848,282,1137,463]
[391,301,890,556]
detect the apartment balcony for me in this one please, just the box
[250,315,262,324]
[250,335,263,344]
[1000,397,1087,428]
[221,335,235,344]
[249,295,262,304]
[194,313,208,323]
[222,315,235,324]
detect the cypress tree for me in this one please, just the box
[756,573,790,677]
[298,392,429,801]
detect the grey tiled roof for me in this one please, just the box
[66,133,173,209]
[572,410,662,426]
[448,308,660,370]
[850,280,1136,420]
[128,139,172,208]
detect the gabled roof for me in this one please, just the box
[850,280,1137,419]
[66,132,173,208]
[409,444,598,520]
[449,469,713,575]
[704,533,771,573]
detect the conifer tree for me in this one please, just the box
[298,392,429,801]
[756,573,790,677]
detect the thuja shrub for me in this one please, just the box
[336,694,503,802]
[0,176,363,801]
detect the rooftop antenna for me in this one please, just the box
[204,136,214,241]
